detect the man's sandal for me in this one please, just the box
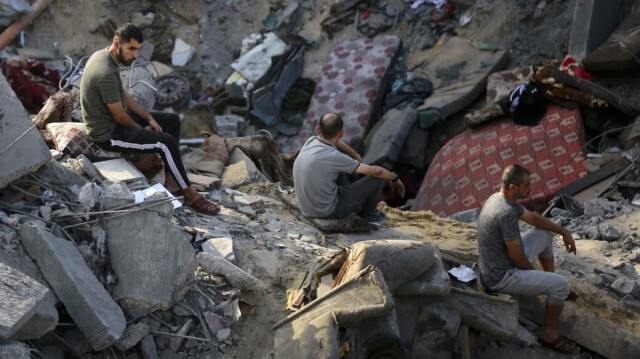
[188,196,221,215]
[538,336,577,354]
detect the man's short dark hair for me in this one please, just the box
[318,113,343,139]
[502,164,531,188]
[114,23,143,43]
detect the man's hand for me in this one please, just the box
[562,233,577,255]
[391,179,405,198]
[146,118,162,132]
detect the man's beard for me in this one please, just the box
[117,46,133,65]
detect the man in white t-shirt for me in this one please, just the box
[293,112,404,222]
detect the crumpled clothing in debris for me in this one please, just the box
[1,56,60,113]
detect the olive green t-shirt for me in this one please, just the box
[80,48,125,142]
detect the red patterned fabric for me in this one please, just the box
[290,35,401,153]
[411,105,587,216]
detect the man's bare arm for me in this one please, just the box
[355,163,405,197]
[520,209,577,254]
[106,102,143,129]
[335,140,363,162]
[123,92,162,132]
[505,240,534,269]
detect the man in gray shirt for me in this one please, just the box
[477,164,578,353]
[293,112,404,222]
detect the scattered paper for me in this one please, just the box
[133,183,182,208]
[448,265,477,282]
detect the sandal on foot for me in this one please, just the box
[538,336,577,354]
[566,289,579,301]
[188,196,221,215]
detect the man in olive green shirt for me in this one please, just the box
[80,23,220,214]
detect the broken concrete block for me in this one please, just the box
[116,322,151,351]
[352,309,402,357]
[221,148,270,189]
[197,252,262,291]
[201,237,236,264]
[273,266,393,359]
[34,158,88,192]
[0,72,51,189]
[15,289,58,340]
[170,319,193,352]
[0,340,30,359]
[611,276,640,299]
[100,180,135,210]
[237,205,257,218]
[120,61,157,110]
[93,158,146,183]
[444,287,519,340]
[187,173,221,191]
[519,295,640,358]
[20,222,126,350]
[171,38,195,67]
[131,11,155,28]
[214,114,245,138]
[569,0,623,61]
[0,260,49,340]
[140,334,158,359]
[106,201,196,318]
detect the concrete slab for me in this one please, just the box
[569,0,623,61]
[0,341,30,359]
[221,148,269,189]
[15,289,58,340]
[106,199,197,318]
[0,260,49,340]
[201,237,236,264]
[93,158,146,183]
[439,287,519,340]
[518,295,640,358]
[20,222,126,350]
[0,73,51,189]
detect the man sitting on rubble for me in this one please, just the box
[292,112,404,223]
[477,164,578,353]
[80,23,220,214]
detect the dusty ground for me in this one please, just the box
[5,0,639,357]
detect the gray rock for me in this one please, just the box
[15,288,59,340]
[0,260,49,340]
[201,237,236,264]
[100,181,135,210]
[611,276,640,299]
[0,340,30,359]
[448,208,480,223]
[106,202,196,318]
[116,322,151,351]
[583,225,600,240]
[140,335,158,359]
[584,198,620,218]
[585,274,604,288]
[237,205,257,219]
[170,319,193,352]
[599,223,621,241]
[221,148,269,189]
[20,222,125,350]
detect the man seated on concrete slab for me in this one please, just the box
[80,23,220,214]
[292,112,404,223]
[477,164,578,354]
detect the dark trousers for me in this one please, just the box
[333,174,386,218]
[95,111,191,189]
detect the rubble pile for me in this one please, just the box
[1,0,640,358]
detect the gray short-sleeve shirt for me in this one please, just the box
[292,136,360,218]
[477,192,525,288]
